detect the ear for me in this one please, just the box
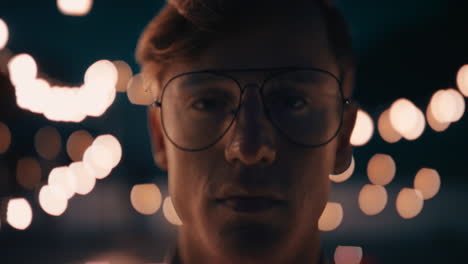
[147,106,168,171]
[333,102,358,174]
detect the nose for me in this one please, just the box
[224,84,277,167]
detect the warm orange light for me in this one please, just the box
[35,126,62,160]
[318,202,343,232]
[396,188,424,219]
[163,196,183,226]
[83,144,113,180]
[127,74,154,105]
[457,64,468,97]
[377,109,401,143]
[367,154,396,186]
[0,121,11,154]
[48,166,76,199]
[389,98,418,137]
[431,89,458,124]
[334,246,363,264]
[67,130,94,162]
[69,162,96,195]
[16,157,42,190]
[402,106,425,141]
[329,156,355,183]
[130,184,162,215]
[414,168,441,200]
[113,60,133,92]
[93,134,122,169]
[57,0,93,16]
[446,88,465,122]
[0,19,8,50]
[426,101,450,132]
[358,184,388,216]
[39,185,68,216]
[350,109,374,146]
[7,198,33,230]
[7,53,38,86]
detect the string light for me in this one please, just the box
[0,19,8,50]
[113,60,133,92]
[457,64,468,97]
[16,157,41,190]
[130,184,162,215]
[93,134,122,169]
[67,130,94,162]
[389,98,419,137]
[334,246,363,264]
[127,73,153,105]
[163,196,183,226]
[396,188,424,219]
[57,0,93,16]
[48,166,76,199]
[0,121,11,154]
[7,198,33,230]
[39,184,68,216]
[377,109,402,143]
[318,202,343,231]
[83,144,113,180]
[350,109,374,146]
[69,161,96,195]
[414,168,441,200]
[35,126,62,160]
[426,101,450,132]
[358,184,388,216]
[367,154,396,186]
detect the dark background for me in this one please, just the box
[0,0,467,263]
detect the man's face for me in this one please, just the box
[148,10,355,263]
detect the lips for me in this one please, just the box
[216,197,286,213]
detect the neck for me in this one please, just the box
[175,226,323,264]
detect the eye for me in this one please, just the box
[191,97,231,112]
[281,96,307,110]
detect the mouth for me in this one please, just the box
[215,197,287,214]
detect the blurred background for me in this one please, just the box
[0,0,467,263]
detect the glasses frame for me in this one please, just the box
[152,66,351,152]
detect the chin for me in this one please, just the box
[215,219,286,261]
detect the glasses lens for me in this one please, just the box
[160,72,240,150]
[262,70,343,146]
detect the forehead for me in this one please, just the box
[160,10,338,85]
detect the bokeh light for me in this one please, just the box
[377,109,401,143]
[0,19,8,50]
[69,161,96,195]
[48,166,76,199]
[113,60,133,92]
[130,184,162,215]
[57,0,93,16]
[334,246,363,264]
[16,157,41,190]
[318,202,343,231]
[8,53,38,88]
[0,121,11,154]
[396,188,424,219]
[67,130,94,162]
[367,154,396,186]
[446,88,465,122]
[127,73,153,105]
[329,156,355,183]
[457,64,468,97]
[401,106,425,141]
[7,198,33,230]
[39,185,68,216]
[35,126,62,160]
[389,98,418,137]
[93,134,122,169]
[358,184,388,216]
[430,89,459,124]
[163,196,183,226]
[350,109,374,146]
[83,144,113,180]
[426,101,450,132]
[414,168,441,200]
